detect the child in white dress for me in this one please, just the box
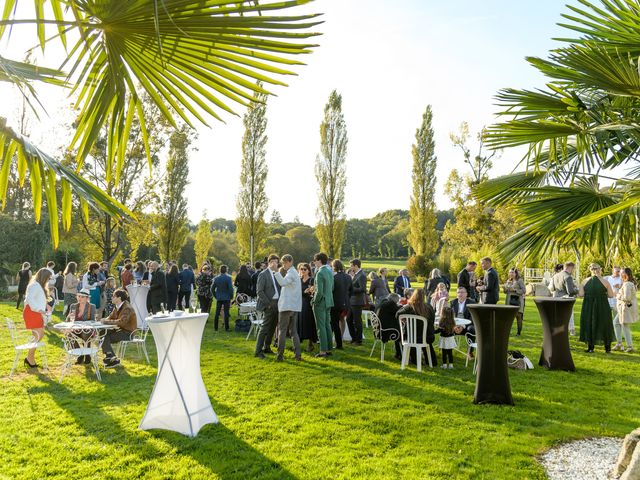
[436,306,457,369]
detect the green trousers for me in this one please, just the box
[313,304,333,352]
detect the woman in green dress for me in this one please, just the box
[579,263,615,353]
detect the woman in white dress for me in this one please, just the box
[613,267,637,353]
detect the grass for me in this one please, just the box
[361,259,407,272]
[0,294,639,480]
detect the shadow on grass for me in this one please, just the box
[27,368,298,479]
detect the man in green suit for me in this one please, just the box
[312,252,334,358]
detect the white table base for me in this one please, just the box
[139,313,218,437]
[127,285,149,329]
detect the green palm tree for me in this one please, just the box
[476,0,640,262]
[0,0,321,247]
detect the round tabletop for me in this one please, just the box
[145,312,209,324]
[53,321,117,330]
[435,317,471,327]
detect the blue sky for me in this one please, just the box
[0,0,580,224]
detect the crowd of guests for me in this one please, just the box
[14,253,637,371]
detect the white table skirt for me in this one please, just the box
[139,313,218,437]
[127,285,149,328]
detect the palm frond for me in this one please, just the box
[1,0,323,177]
[0,117,133,248]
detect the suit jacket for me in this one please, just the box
[256,268,280,312]
[551,270,578,298]
[178,269,196,293]
[375,298,401,342]
[313,265,334,309]
[393,275,411,295]
[212,273,234,301]
[457,269,472,294]
[450,298,476,320]
[102,301,137,332]
[148,270,168,305]
[350,269,367,306]
[332,271,353,310]
[369,277,390,304]
[481,268,500,304]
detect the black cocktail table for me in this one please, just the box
[468,304,518,405]
[534,297,576,372]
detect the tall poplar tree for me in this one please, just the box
[194,214,214,268]
[236,83,269,264]
[156,125,194,262]
[315,90,347,258]
[408,105,438,258]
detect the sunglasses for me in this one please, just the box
[300,268,308,271]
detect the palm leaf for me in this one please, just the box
[0,117,133,248]
[1,0,323,177]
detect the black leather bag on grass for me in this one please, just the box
[235,319,251,332]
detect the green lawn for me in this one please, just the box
[361,259,407,272]
[0,298,638,479]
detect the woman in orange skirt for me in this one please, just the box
[23,268,52,368]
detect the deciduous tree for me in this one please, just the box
[315,90,347,258]
[236,84,269,264]
[408,106,438,258]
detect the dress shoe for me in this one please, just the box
[315,352,328,358]
[612,343,623,351]
[276,355,284,362]
[255,352,266,359]
[263,349,275,355]
[625,347,636,353]
[24,358,38,368]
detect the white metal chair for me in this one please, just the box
[117,327,151,364]
[245,310,264,340]
[398,314,433,371]
[59,327,105,382]
[235,293,250,306]
[362,310,372,328]
[369,311,399,362]
[6,318,48,377]
[465,332,478,374]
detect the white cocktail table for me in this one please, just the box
[139,312,218,437]
[127,284,149,328]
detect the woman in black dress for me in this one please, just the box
[297,262,318,352]
[166,264,180,311]
[16,262,31,309]
[234,264,254,298]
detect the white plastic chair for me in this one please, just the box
[117,327,151,364]
[398,314,433,371]
[6,318,48,377]
[465,332,478,374]
[369,311,399,362]
[245,310,264,340]
[59,327,106,382]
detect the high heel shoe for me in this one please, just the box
[24,358,38,368]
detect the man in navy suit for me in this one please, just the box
[393,269,412,295]
[212,265,234,331]
[177,263,196,310]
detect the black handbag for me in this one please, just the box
[508,295,520,307]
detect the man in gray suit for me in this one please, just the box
[254,254,281,359]
[347,258,367,346]
[550,261,579,335]
[551,262,578,298]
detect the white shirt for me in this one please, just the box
[47,267,56,285]
[606,275,622,308]
[403,275,409,288]
[457,300,466,316]
[274,266,302,312]
[270,270,279,300]
[25,282,48,312]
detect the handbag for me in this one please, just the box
[508,295,520,307]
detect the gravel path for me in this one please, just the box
[540,437,622,480]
